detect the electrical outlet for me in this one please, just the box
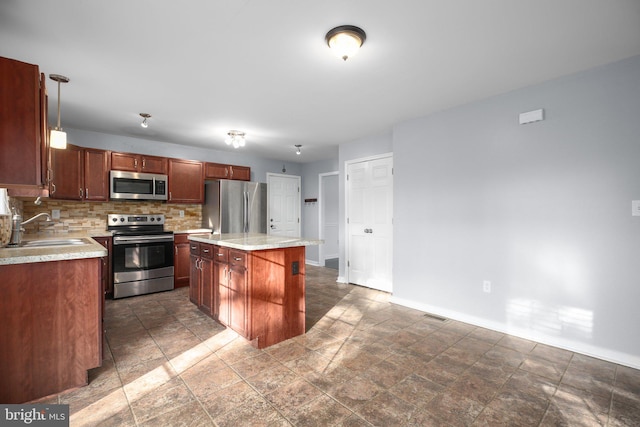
[483,280,491,293]
[51,209,60,220]
[179,210,184,218]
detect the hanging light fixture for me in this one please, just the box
[225,130,246,148]
[49,74,70,149]
[140,113,151,128]
[325,25,366,61]
[295,144,302,155]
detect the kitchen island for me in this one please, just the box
[0,235,107,403]
[188,233,321,349]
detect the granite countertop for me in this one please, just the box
[173,228,213,234]
[0,231,109,265]
[189,233,323,251]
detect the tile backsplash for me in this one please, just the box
[18,199,203,234]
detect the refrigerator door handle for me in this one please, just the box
[243,191,249,233]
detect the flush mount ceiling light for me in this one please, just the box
[49,74,70,149]
[325,25,366,61]
[295,144,302,155]
[225,130,246,148]
[139,113,151,128]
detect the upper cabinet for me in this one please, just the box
[205,163,250,181]
[50,145,110,201]
[111,152,167,174]
[168,159,204,203]
[0,56,48,195]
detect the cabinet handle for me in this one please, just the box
[203,248,210,253]
[233,257,242,261]
[142,159,146,169]
[217,253,224,257]
[51,183,56,195]
[190,245,197,250]
[175,247,178,256]
[85,188,89,198]
[169,192,172,201]
[134,158,138,168]
[225,168,228,177]
[229,166,233,178]
[80,188,84,198]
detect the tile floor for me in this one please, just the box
[42,265,640,426]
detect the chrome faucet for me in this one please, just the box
[8,210,54,247]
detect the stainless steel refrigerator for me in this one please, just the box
[202,179,267,234]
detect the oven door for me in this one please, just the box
[112,234,174,284]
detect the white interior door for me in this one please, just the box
[267,173,301,237]
[347,155,393,292]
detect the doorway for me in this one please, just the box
[319,171,339,269]
[267,173,301,237]
[345,154,393,292]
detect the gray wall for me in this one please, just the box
[67,128,302,182]
[392,55,640,367]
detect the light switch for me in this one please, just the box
[632,201,640,216]
[52,209,60,219]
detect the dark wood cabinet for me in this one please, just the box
[196,243,305,349]
[0,56,48,195]
[174,233,191,288]
[111,152,167,174]
[205,162,250,181]
[0,257,102,403]
[93,236,113,297]
[189,242,215,316]
[50,145,109,201]
[168,158,204,203]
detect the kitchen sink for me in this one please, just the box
[20,238,91,247]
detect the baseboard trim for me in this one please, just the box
[389,296,640,370]
[305,260,320,267]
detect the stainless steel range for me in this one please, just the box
[108,214,174,299]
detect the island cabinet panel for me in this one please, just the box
[247,246,306,349]
[228,249,248,337]
[0,258,102,403]
[199,245,215,316]
[189,243,201,305]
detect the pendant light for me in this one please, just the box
[49,74,70,149]
[325,25,366,61]
[295,144,302,155]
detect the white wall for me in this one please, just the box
[392,55,640,368]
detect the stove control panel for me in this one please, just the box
[108,214,165,226]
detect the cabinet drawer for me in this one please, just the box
[189,242,201,256]
[200,244,214,259]
[213,246,228,263]
[229,250,246,269]
[174,233,189,244]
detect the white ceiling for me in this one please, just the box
[2,1,639,163]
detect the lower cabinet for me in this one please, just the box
[189,241,306,349]
[92,236,112,296]
[174,233,191,288]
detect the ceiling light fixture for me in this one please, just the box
[225,130,246,148]
[325,25,366,61]
[295,144,302,155]
[140,113,151,128]
[49,74,70,149]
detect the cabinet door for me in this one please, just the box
[93,236,112,296]
[173,234,191,288]
[83,148,110,201]
[0,57,45,189]
[110,152,139,172]
[204,162,229,179]
[168,159,203,203]
[50,144,83,200]
[229,165,250,181]
[216,260,230,326]
[141,155,167,174]
[229,265,247,336]
[189,253,201,305]
[200,257,214,316]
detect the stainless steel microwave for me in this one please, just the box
[110,170,168,201]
